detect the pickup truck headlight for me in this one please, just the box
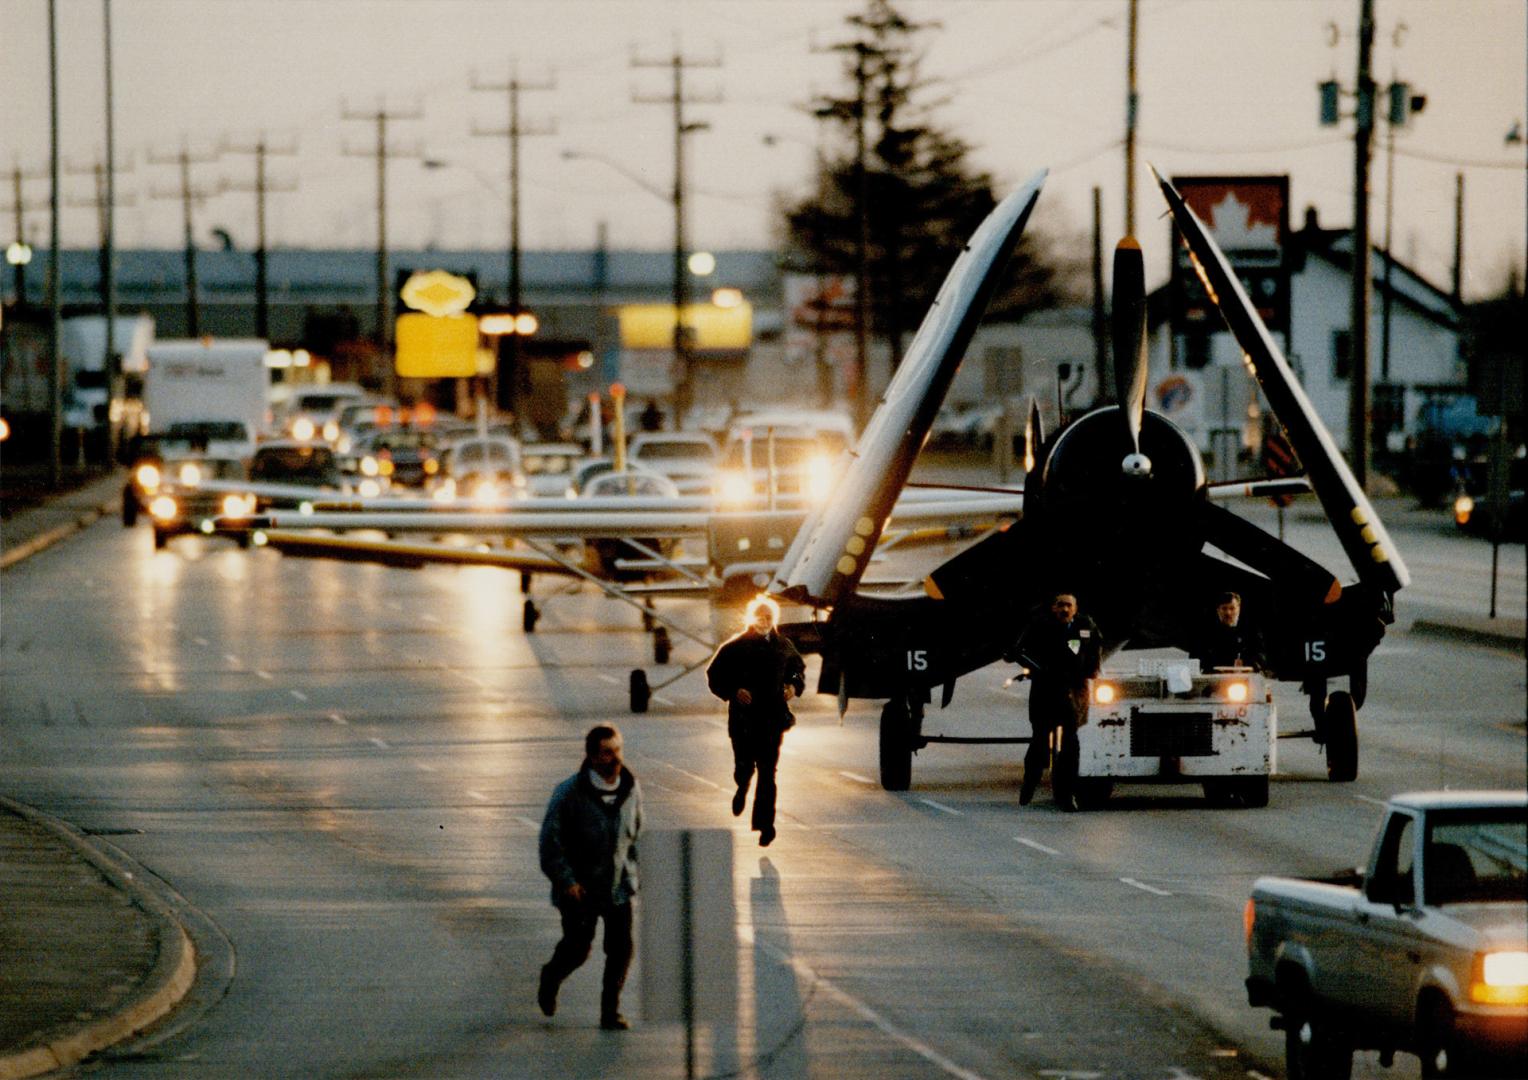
[1454,494,1474,526]
[1472,951,1528,1005]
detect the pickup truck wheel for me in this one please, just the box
[1285,1012,1354,1080]
[878,698,913,792]
[1418,1000,1473,1078]
[1073,779,1112,810]
[1324,691,1358,782]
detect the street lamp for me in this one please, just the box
[6,240,31,306]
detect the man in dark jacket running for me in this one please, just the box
[1010,592,1102,811]
[706,596,805,847]
[538,724,643,1030]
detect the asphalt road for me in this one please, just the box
[0,501,1522,1079]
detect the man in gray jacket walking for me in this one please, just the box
[538,724,643,1030]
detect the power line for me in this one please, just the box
[147,141,223,337]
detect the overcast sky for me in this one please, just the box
[3,0,1523,298]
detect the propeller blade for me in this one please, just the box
[1111,238,1152,477]
[1152,166,1408,594]
[1025,397,1044,472]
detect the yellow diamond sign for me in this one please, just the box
[400,270,476,318]
[395,312,480,377]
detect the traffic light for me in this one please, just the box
[1388,82,1426,127]
[1318,80,1341,126]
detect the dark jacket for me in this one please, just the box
[1194,620,1265,671]
[1013,612,1103,722]
[706,627,806,737]
[539,763,642,907]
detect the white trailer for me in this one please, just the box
[143,339,269,458]
[1073,657,1275,808]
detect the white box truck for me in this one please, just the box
[143,339,270,459]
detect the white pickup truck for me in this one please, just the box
[1245,791,1527,1079]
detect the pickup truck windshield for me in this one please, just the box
[1424,808,1528,905]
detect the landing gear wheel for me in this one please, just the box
[1073,779,1113,810]
[1323,691,1358,782]
[1284,1008,1354,1080]
[122,487,138,526]
[519,571,532,593]
[641,603,655,632]
[522,599,540,633]
[629,669,650,713]
[652,626,671,665]
[878,698,912,791]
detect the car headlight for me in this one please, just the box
[1454,494,1474,525]
[1471,951,1528,1005]
[292,416,316,441]
[360,455,379,477]
[177,462,202,487]
[433,479,457,502]
[221,493,255,517]
[149,495,179,522]
[336,435,352,454]
[1093,682,1116,705]
[423,457,439,475]
[1226,680,1249,703]
[358,479,381,498]
[135,463,161,491]
[322,420,340,442]
[719,470,751,504]
[471,480,500,506]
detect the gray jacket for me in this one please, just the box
[539,763,642,907]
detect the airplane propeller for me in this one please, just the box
[1111,238,1153,478]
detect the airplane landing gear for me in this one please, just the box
[878,696,924,791]
[522,599,540,633]
[1323,691,1358,782]
[629,669,650,713]
[653,626,671,665]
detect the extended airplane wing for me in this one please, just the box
[1153,167,1408,594]
[771,170,1047,606]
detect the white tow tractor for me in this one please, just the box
[1072,658,1275,809]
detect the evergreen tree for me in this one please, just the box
[784,0,1074,368]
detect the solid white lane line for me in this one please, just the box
[416,763,436,772]
[597,673,621,685]
[1120,877,1173,897]
[1014,836,1060,856]
[739,924,993,1080]
[255,669,273,681]
[466,790,489,802]
[328,713,347,725]
[919,798,962,816]
[290,689,308,702]
[839,771,875,785]
[650,761,722,790]
[369,737,389,749]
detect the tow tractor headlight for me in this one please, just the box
[149,495,179,522]
[135,463,161,491]
[1454,494,1474,526]
[1226,680,1249,703]
[1471,951,1528,1005]
[1093,682,1116,705]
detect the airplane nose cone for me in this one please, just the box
[1122,452,1153,478]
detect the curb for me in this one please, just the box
[0,797,198,1080]
[0,497,117,571]
[1410,619,1526,654]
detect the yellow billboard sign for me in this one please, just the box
[400,270,476,317]
[395,313,480,378]
[618,302,752,351]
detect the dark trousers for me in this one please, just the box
[1025,688,1084,790]
[731,726,783,831]
[544,898,633,1017]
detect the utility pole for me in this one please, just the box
[634,45,721,423]
[1092,186,1107,403]
[471,67,554,417]
[2,163,47,305]
[103,0,118,456]
[1451,172,1464,303]
[65,157,135,314]
[148,142,222,337]
[47,0,62,487]
[1349,0,1376,489]
[343,102,422,396]
[1124,0,1139,237]
[224,134,298,341]
[1380,48,1426,388]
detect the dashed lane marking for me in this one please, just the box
[515,816,539,828]
[369,737,389,750]
[416,763,436,772]
[739,923,993,1080]
[255,669,273,681]
[328,713,347,725]
[652,693,675,706]
[460,674,487,688]
[1354,794,1388,808]
[223,654,240,666]
[839,771,875,785]
[1120,877,1173,896]
[193,637,208,647]
[597,673,621,685]
[290,689,308,702]
[1014,836,1060,856]
[919,798,962,816]
[466,790,489,802]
